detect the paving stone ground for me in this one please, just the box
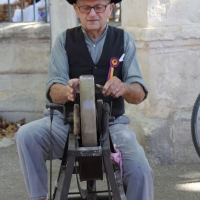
[1,143,200,200]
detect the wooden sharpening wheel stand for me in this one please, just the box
[52,75,126,200]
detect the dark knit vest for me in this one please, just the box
[65,26,124,117]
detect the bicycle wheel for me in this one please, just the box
[191,93,200,158]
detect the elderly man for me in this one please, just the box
[15,0,154,200]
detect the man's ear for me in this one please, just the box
[108,3,115,16]
[73,4,80,18]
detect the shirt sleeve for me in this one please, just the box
[122,31,148,98]
[46,31,70,102]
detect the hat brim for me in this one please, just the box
[66,0,122,5]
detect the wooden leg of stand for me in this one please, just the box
[103,152,121,200]
[60,154,75,200]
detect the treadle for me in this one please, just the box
[66,196,112,200]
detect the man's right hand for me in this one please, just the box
[66,79,80,101]
[49,78,80,104]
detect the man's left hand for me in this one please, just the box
[102,76,127,98]
[101,76,146,104]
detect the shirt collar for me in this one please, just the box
[81,25,108,43]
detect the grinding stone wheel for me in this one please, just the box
[79,75,97,147]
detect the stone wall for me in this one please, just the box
[122,0,200,165]
[0,22,50,123]
[1,0,200,166]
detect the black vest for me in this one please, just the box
[65,26,125,117]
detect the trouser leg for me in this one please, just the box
[14,110,69,200]
[109,124,154,200]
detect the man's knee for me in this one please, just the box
[15,124,29,144]
[14,123,39,146]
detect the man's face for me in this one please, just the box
[73,0,114,33]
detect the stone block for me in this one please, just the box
[143,121,174,166]
[0,74,47,112]
[142,45,200,119]
[122,0,200,27]
[50,0,77,46]
[126,105,174,166]
[0,39,50,74]
[126,106,200,165]
[0,23,50,39]
[148,0,200,27]
[121,0,148,27]
[123,26,200,120]
[171,111,200,164]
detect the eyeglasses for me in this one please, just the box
[76,2,111,14]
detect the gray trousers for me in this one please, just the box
[14,109,154,200]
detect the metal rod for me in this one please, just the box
[49,109,54,200]
[20,0,23,22]
[49,0,52,50]
[33,0,36,21]
[7,0,11,22]
[45,0,48,22]
[119,2,121,22]
[96,84,104,90]
[68,190,113,195]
